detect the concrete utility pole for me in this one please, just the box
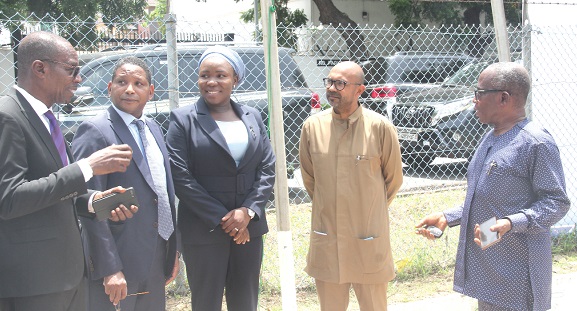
[491,0,511,61]
[259,0,298,309]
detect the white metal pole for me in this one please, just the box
[491,0,511,62]
[254,0,260,40]
[259,0,297,310]
[165,0,185,295]
[166,0,179,111]
[522,0,532,119]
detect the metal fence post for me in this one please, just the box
[165,12,179,111]
[164,8,186,296]
[260,0,298,310]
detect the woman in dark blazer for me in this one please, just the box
[166,46,275,311]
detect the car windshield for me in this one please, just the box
[78,49,308,105]
[441,61,491,87]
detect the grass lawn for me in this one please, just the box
[166,189,577,310]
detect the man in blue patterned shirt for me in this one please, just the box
[416,62,571,311]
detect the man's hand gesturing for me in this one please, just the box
[87,144,133,175]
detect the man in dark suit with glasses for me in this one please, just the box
[0,31,137,311]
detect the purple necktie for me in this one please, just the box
[45,110,68,166]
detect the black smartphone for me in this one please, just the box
[92,187,139,221]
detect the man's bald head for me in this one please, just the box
[17,31,75,79]
[330,61,365,85]
[482,62,530,106]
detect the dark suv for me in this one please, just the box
[390,60,493,168]
[358,51,475,117]
[56,44,318,171]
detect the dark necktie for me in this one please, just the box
[133,119,174,240]
[45,110,68,166]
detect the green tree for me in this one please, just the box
[98,0,148,25]
[311,0,366,59]
[388,0,521,57]
[388,0,461,27]
[1,0,149,49]
[147,0,167,21]
[237,0,308,49]
[388,0,520,27]
[0,0,27,18]
[146,0,167,35]
[0,0,146,20]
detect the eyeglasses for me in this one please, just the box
[323,78,362,91]
[41,59,80,79]
[472,87,509,100]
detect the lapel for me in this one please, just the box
[195,98,261,169]
[10,89,63,168]
[196,98,235,154]
[107,106,156,191]
[234,102,259,169]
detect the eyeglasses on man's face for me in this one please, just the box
[323,78,362,91]
[41,59,81,79]
[472,87,509,100]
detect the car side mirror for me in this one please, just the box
[61,103,74,114]
[70,86,94,107]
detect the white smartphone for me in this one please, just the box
[479,216,501,250]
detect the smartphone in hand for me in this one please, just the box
[92,187,139,221]
[480,216,501,250]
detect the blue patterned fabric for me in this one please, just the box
[444,119,571,311]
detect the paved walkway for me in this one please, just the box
[389,271,577,310]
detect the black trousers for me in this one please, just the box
[0,279,86,311]
[86,236,167,311]
[183,236,264,311]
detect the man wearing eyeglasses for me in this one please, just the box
[416,62,570,311]
[0,31,138,311]
[299,61,403,310]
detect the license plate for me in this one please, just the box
[398,132,418,142]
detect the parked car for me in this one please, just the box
[56,43,319,173]
[78,45,142,66]
[358,51,476,117]
[390,60,494,168]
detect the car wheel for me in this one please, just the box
[403,153,434,169]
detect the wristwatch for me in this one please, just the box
[247,208,255,220]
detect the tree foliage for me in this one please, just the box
[0,0,149,51]
[0,0,27,18]
[236,0,308,48]
[0,0,147,20]
[145,0,167,35]
[387,0,521,57]
[388,0,521,27]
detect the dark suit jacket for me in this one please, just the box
[166,98,275,245]
[0,89,93,298]
[72,106,178,282]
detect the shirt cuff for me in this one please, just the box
[77,158,94,182]
[88,191,97,213]
[443,207,463,228]
[505,213,528,233]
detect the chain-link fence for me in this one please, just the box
[1,12,575,308]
